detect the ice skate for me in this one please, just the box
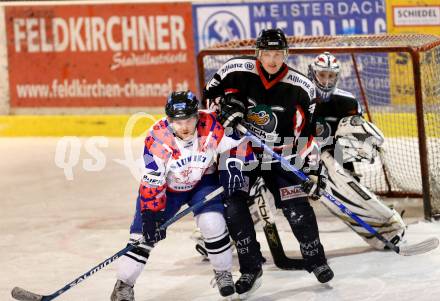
[213,270,235,299]
[313,263,334,283]
[110,280,134,301]
[235,269,262,299]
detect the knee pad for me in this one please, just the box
[281,200,314,226]
[224,191,251,221]
[196,211,233,271]
[196,211,231,256]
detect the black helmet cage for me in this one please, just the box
[255,28,289,60]
[165,91,199,120]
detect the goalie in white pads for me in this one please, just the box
[308,52,406,250]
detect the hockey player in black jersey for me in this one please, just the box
[307,52,406,250]
[204,28,333,298]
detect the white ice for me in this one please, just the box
[1,138,439,301]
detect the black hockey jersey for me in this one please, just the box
[204,56,317,151]
[314,88,362,138]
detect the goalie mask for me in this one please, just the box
[308,52,340,101]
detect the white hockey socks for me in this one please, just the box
[116,233,152,286]
[196,211,233,271]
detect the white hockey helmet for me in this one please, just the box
[308,52,340,101]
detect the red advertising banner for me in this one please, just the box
[6,3,196,107]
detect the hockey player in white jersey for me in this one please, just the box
[111,91,246,301]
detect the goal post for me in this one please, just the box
[197,34,440,220]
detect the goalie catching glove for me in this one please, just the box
[335,115,385,164]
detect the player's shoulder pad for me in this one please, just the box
[149,117,169,136]
[197,111,221,132]
[218,56,258,79]
[282,67,316,100]
[333,88,356,100]
[197,111,224,148]
[145,118,179,159]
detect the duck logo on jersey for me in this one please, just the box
[202,11,246,48]
[244,102,284,142]
[247,106,271,126]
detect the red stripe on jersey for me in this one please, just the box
[256,62,288,90]
[225,88,239,94]
[299,135,319,160]
[292,105,306,143]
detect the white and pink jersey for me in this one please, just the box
[139,111,247,212]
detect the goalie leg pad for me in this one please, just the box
[320,151,406,250]
[196,211,233,271]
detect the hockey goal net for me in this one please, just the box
[197,34,440,220]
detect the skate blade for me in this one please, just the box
[237,277,262,300]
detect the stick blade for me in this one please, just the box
[11,287,43,301]
[399,237,439,256]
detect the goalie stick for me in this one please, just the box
[11,187,224,301]
[252,178,304,270]
[237,124,439,256]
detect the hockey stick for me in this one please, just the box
[11,187,225,301]
[237,124,439,256]
[251,178,304,270]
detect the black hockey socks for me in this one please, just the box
[224,192,263,273]
[281,201,328,272]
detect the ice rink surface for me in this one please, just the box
[1,138,440,301]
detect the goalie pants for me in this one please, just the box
[223,158,328,273]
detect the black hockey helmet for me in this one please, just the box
[165,91,199,119]
[256,28,288,50]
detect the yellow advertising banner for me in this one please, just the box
[387,0,440,34]
[386,0,440,106]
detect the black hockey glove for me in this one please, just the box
[219,95,246,128]
[301,164,328,201]
[141,210,167,246]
